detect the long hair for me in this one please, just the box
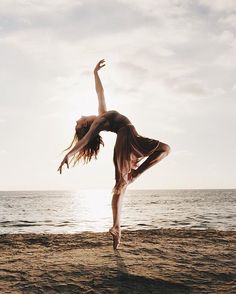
[64,122,104,166]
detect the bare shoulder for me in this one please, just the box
[92,112,109,126]
[93,110,120,122]
[93,111,114,129]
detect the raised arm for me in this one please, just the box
[94,59,107,115]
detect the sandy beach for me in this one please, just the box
[0,229,235,294]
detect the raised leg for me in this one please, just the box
[129,142,171,183]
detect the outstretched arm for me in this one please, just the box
[94,59,107,115]
[57,117,107,174]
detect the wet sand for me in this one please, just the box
[0,229,235,293]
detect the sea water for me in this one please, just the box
[0,189,235,233]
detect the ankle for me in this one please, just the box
[112,225,120,231]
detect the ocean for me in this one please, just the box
[0,189,235,234]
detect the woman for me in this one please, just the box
[58,59,171,249]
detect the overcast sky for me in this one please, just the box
[0,0,235,190]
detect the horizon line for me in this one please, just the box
[0,188,235,192]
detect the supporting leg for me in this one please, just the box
[109,184,127,249]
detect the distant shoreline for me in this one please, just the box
[1,227,236,235]
[0,229,235,293]
[1,188,236,192]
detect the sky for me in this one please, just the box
[0,0,235,190]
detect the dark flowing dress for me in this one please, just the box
[104,110,160,194]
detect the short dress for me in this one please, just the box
[105,110,160,194]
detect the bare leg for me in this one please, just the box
[109,184,127,249]
[129,142,171,183]
[109,142,170,249]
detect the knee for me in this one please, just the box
[162,143,171,155]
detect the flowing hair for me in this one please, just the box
[64,122,104,166]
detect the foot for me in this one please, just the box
[109,227,121,250]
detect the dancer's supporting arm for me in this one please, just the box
[94,59,107,115]
[57,117,107,174]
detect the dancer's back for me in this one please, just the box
[103,110,132,134]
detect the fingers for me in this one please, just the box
[57,158,69,174]
[65,156,69,169]
[98,59,106,67]
[94,59,106,72]
[57,165,62,174]
[57,163,63,174]
[96,59,104,66]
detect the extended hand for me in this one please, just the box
[57,155,69,174]
[94,59,106,73]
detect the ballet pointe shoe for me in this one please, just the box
[109,227,121,250]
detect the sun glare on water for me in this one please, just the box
[69,189,112,232]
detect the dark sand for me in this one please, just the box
[0,229,235,294]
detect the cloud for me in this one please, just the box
[198,0,236,12]
[173,79,208,96]
[217,30,235,43]
[0,0,156,42]
[0,0,236,189]
[169,77,226,99]
[218,14,236,29]
[116,61,148,78]
[213,47,236,69]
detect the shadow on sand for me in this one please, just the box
[113,250,191,294]
[5,250,192,294]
